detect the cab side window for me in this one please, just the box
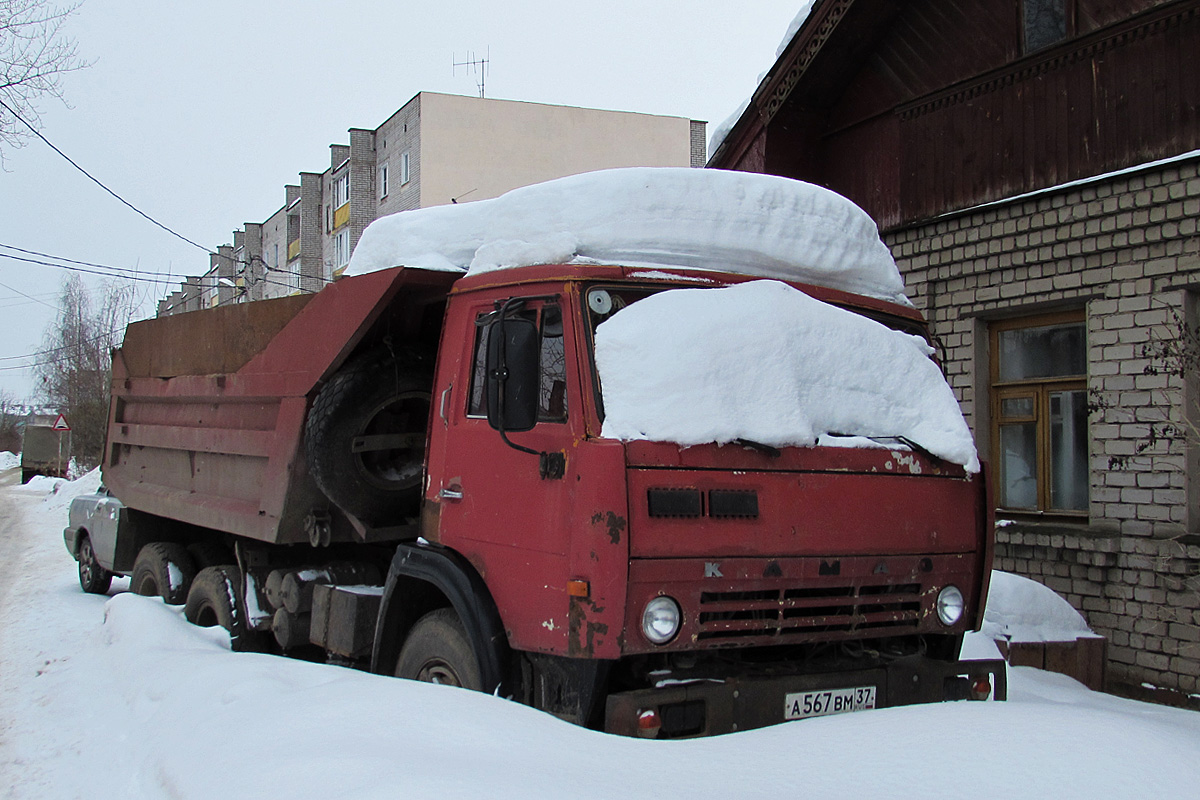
[468,303,567,422]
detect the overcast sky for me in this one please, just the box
[0,0,800,402]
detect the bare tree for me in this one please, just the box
[34,275,135,468]
[0,388,20,453]
[0,0,88,155]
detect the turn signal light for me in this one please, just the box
[637,708,662,738]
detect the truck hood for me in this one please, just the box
[623,440,984,560]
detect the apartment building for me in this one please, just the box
[161,92,705,312]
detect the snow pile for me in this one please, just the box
[40,466,102,511]
[347,167,909,304]
[775,2,817,57]
[0,451,18,470]
[5,481,1200,798]
[22,474,66,494]
[980,571,1100,644]
[594,280,979,471]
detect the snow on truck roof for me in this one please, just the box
[345,167,910,305]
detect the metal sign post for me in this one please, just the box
[52,414,70,478]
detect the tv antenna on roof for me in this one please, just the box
[453,48,490,98]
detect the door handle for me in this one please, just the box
[439,384,453,424]
[438,487,464,501]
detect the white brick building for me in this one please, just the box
[162,93,706,310]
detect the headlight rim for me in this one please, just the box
[641,595,682,645]
[936,584,966,627]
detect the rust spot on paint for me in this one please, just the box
[567,595,608,657]
[590,511,626,545]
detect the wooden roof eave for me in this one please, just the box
[708,0,858,169]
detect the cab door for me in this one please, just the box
[425,291,583,651]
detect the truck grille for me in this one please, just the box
[696,582,923,642]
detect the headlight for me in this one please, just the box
[641,596,681,644]
[936,585,965,626]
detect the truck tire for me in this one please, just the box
[305,353,432,522]
[76,534,113,595]
[394,607,483,690]
[131,543,197,604]
[184,565,261,652]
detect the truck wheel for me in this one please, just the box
[184,565,261,652]
[394,607,482,690]
[76,534,113,595]
[306,353,432,522]
[131,542,197,605]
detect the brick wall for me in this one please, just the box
[299,172,323,294]
[886,152,1200,696]
[377,96,421,217]
[690,120,707,168]
[348,128,375,258]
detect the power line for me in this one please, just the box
[0,243,318,295]
[0,100,338,306]
[0,281,57,309]
[0,95,212,255]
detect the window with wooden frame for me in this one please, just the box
[1022,0,1074,53]
[990,310,1088,515]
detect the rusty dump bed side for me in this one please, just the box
[104,267,459,544]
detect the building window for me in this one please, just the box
[401,151,411,185]
[1023,0,1070,53]
[379,162,389,199]
[332,172,350,208]
[334,229,351,270]
[990,311,1088,514]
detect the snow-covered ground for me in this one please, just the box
[3,474,1200,799]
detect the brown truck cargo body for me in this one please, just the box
[104,267,457,544]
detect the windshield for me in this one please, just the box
[585,279,979,472]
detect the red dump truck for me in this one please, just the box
[65,258,1004,737]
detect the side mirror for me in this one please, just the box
[485,316,539,432]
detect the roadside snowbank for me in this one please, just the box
[0,451,18,470]
[347,167,909,304]
[6,473,1200,800]
[980,571,1100,644]
[595,280,978,470]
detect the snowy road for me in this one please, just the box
[0,468,22,621]
[2,474,1200,799]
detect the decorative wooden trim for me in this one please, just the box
[899,1,1198,121]
[753,0,854,126]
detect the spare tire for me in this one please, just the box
[305,351,432,522]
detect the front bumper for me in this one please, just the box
[605,656,1007,738]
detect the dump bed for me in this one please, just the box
[103,267,458,544]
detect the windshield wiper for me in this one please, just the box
[735,438,782,458]
[824,432,945,465]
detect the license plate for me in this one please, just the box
[784,686,877,720]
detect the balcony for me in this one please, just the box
[333,202,350,230]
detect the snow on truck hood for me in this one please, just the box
[594,280,980,473]
[345,167,910,305]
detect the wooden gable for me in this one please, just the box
[711,0,1199,230]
